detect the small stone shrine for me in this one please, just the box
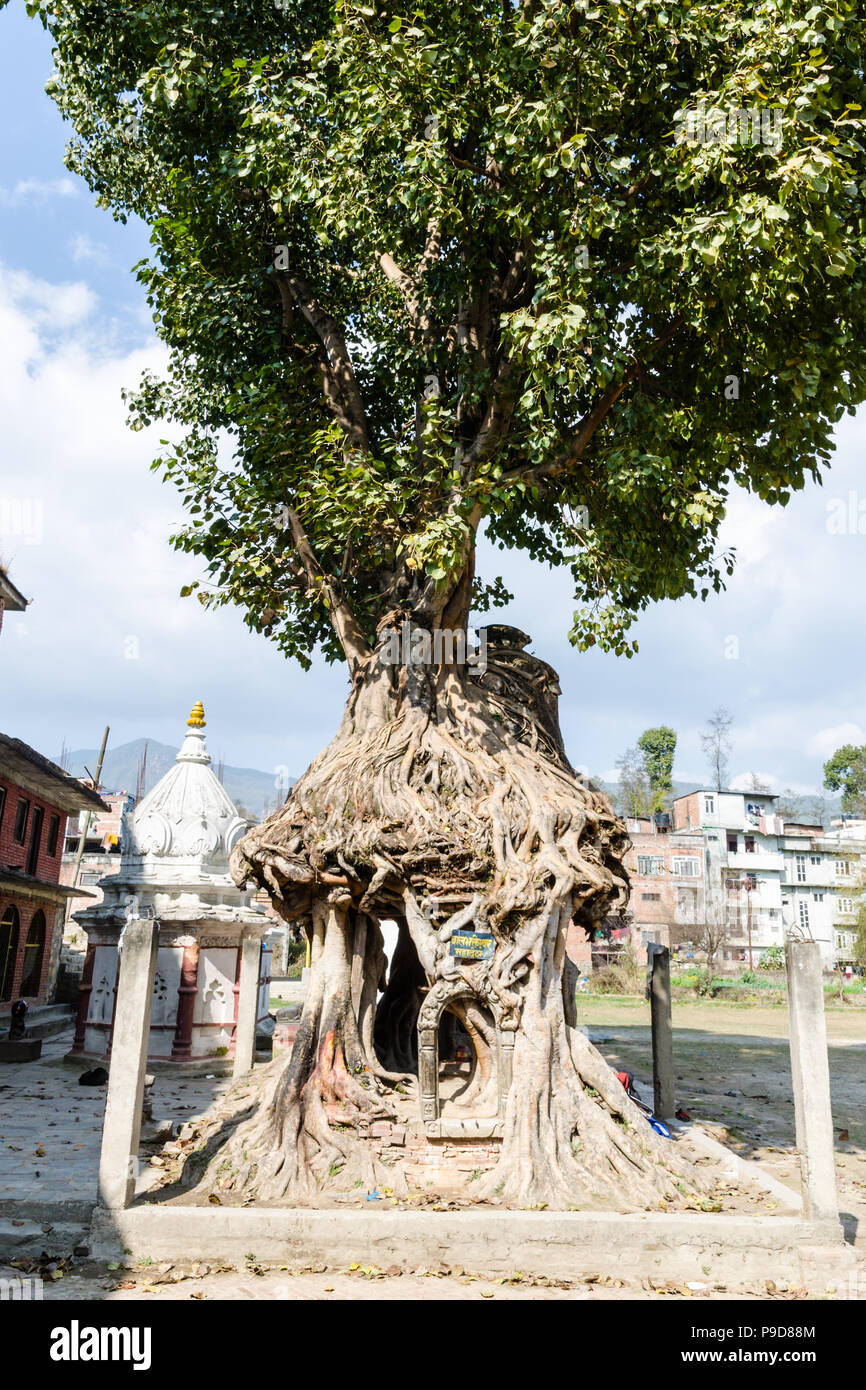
[69,703,271,1066]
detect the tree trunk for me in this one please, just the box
[216,613,704,1207]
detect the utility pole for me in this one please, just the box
[745,876,754,970]
[65,724,109,921]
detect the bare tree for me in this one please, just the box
[700,707,733,793]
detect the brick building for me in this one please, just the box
[0,733,108,1010]
[622,815,707,961]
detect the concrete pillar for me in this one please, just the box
[785,939,839,1226]
[648,944,674,1119]
[233,933,262,1077]
[97,919,158,1210]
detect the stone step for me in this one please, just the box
[0,1199,95,1264]
[1,1004,76,1041]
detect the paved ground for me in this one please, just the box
[2,1256,846,1301]
[2,1003,865,1300]
[0,1034,233,1206]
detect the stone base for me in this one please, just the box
[89,1205,858,1289]
[0,1038,43,1063]
[64,1049,234,1076]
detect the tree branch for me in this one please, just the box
[274,271,369,450]
[282,504,371,673]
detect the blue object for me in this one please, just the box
[365,1190,380,1201]
[649,1118,671,1139]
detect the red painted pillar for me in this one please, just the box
[229,944,242,1059]
[171,941,200,1061]
[72,944,96,1054]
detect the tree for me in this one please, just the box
[614,745,651,819]
[637,725,677,813]
[27,0,866,1209]
[701,708,734,792]
[695,881,736,987]
[743,771,771,793]
[775,787,804,822]
[823,744,866,817]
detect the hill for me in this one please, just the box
[58,737,290,819]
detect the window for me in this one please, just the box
[12,798,29,845]
[25,806,44,877]
[813,892,824,902]
[636,856,665,876]
[0,905,19,1000]
[836,860,853,877]
[704,795,715,815]
[837,898,856,916]
[743,873,757,890]
[811,855,821,866]
[0,786,5,832]
[798,900,810,931]
[795,854,807,882]
[672,857,699,877]
[46,814,60,857]
[727,835,738,853]
[640,930,661,945]
[642,893,661,902]
[745,836,756,854]
[80,872,100,886]
[19,911,45,997]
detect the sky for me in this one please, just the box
[0,1,864,799]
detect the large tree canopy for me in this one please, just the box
[21,0,866,1210]
[25,0,866,667]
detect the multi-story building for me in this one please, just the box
[57,791,135,991]
[0,733,107,1009]
[622,815,707,958]
[621,789,861,970]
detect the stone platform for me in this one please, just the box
[89,1205,857,1289]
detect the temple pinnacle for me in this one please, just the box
[187,700,206,728]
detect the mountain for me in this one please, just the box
[58,737,291,819]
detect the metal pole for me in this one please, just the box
[65,724,109,921]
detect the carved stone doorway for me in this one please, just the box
[417,978,515,1139]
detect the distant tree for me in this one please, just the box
[856,906,866,970]
[700,708,733,792]
[775,787,805,822]
[615,746,651,819]
[808,795,829,828]
[743,771,771,793]
[695,881,736,986]
[823,745,866,817]
[637,726,677,812]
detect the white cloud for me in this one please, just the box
[0,176,78,205]
[1,268,97,334]
[69,233,113,268]
[805,724,866,760]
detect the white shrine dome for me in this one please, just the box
[129,702,249,862]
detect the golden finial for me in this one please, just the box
[187,701,206,728]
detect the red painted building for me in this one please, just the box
[0,733,107,1010]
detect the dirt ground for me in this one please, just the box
[580,996,866,1248]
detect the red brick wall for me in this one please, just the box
[0,776,69,1008]
[0,777,68,883]
[0,893,57,1006]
